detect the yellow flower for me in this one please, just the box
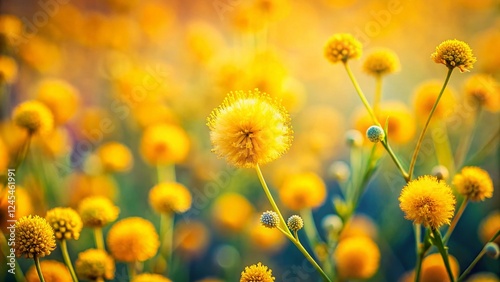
[207,89,293,168]
[96,142,133,173]
[78,196,120,228]
[15,215,56,258]
[279,172,327,211]
[138,1,174,43]
[33,127,72,158]
[431,39,476,72]
[132,273,172,282]
[73,107,114,140]
[240,262,275,282]
[0,186,32,232]
[12,100,54,135]
[479,211,500,244]
[149,182,192,214]
[413,80,456,122]
[69,173,118,208]
[25,260,72,282]
[185,21,224,65]
[18,36,62,73]
[362,48,400,76]
[453,166,493,202]
[466,273,500,282]
[75,249,115,281]
[249,218,286,253]
[340,214,378,240]
[324,33,362,64]
[36,79,80,125]
[107,217,160,262]
[334,236,380,279]
[174,220,210,258]
[45,207,83,240]
[140,123,190,166]
[399,176,456,229]
[0,15,22,44]
[420,253,460,282]
[0,55,18,84]
[212,193,254,233]
[464,74,500,112]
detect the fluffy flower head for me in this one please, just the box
[240,262,275,282]
[334,236,380,279]
[431,39,476,72]
[45,207,83,240]
[15,215,56,258]
[36,79,80,125]
[362,48,400,76]
[324,33,362,64]
[96,142,133,172]
[140,123,190,166]
[464,74,499,112]
[78,196,120,228]
[75,249,115,281]
[149,182,192,214]
[12,100,54,135]
[453,166,493,202]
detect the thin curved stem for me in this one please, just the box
[409,68,454,180]
[34,256,46,282]
[94,227,104,250]
[444,198,468,244]
[414,224,422,282]
[381,139,409,181]
[60,239,79,282]
[457,248,485,282]
[374,74,383,115]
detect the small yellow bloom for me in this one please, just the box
[25,260,72,282]
[362,48,400,76]
[149,182,192,214]
[15,215,56,258]
[75,249,115,281]
[240,262,275,282]
[479,211,500,244]
[132,273,172,282]
[140,123,190,166]
[413,80,456,122]
[0,55,18,84]
[207,89,293,168]
[107,217,160,262]
[78,196,120,228]
[174,220,210,258]
[431,39,476,72]
[464,74,499,112]
[324,33,362,64]
[249,217,286,253]
[279,172,327,211]
[212,193,254,232]
[36,79,80,125]
[96,141,133,173]
[334,236,380,279]
[12,100,54,135]
[45,207,83,240]
[340,214,378,240]
[399,176,456,229]
[453,166,493,202]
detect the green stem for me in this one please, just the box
[300,209,323,260]
[457,248,486,282]
[414,251,424,282]
[291,236,332,282]
[94,228,105,250]
[60,239,79,282]
[381,139,409,181]
[34,256,46,282]
[128,262,137,280]
[431,228,455,282]
[463,129,499,167]
[409,68,454,180]
[343,62,381,126]
[161,212,174,275]
[374,74,383,115]
[443,198,468,244]
[414,224,422,282]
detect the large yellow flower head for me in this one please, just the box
[12,100,54,135]
[362,48,400,76]
[140,123,190,166]
[279,172,327,211]
[15,215,56,258]
[207,89,293,168]
[75,248,115,281]
[334,236,380,279]
[240,262,275,282]
[324,33,362,64]
[212,192,254,232]
[431,39,476,72]
[107,217,160,262]
[149,182,192,214]
[399,176,456,229]
[45,207,83,241]
[464,74,499,112]
[132,273,172,282]
[78,196,120,228]
[36,79,80,125]
[25,260,72,282]
[453,166,493,202]
[96,141,133,173]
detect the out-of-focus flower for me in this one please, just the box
[107,217,160,262]
[75,249,115,281]
[138,1,175,43]
[0,55,17,83]
[340,214,378,240]
[413,80,456,122]
[453,166,493,202]
[132,102,177,128]
[25,260,72,282]
[15,215,56,258]
[105,0,139,13]
[464,74,499,112]
[0,186,32,232]
[45,207,83,240]
[140,123,190,166]
[432,165,450,181]
[72,107,115,140]
[474,28,500,73]
[174,220,210,258]
[207,89,293,168]
[334,236,380,279]
[402,253,460,282]
[362,48,400,76]
[249,218,287,253]
[149,182,192,214]
[36,79,80,125]
[12,100,54,136]
[399,176,455,229]
[185,21,224,64]
[69,173,118,207]
[240,262,275,282]
[324,33,362,64]
[33,127,72,158]
[78,196,120,228]
[328,161,351,182]
[431,39,476,72]
[0,15,22,45]
[466,273,500,282]
[279,172,326,211]
[132,273,172,282]
[0,138,8,172]
[479,211,500,244]
[18,36,61,73]
[212,193,254,233]
[96,142,133,173]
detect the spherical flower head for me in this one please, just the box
[464,74,499,112]
[479,211,500,244]
[132,273,172,282]
[413,80,456,122]
[279,172,327,211]
[107,217,160,262]
[140,123,190,166]
[287,215,304,232]
[362,48,400,76]
[240,262,275,282]
[36,79,80,125]
[420,253,460,282]
[12,100,54,135]
[324,33,362,64]
[212,193,254,232]
[431,165,449,181]
[207,89,293,168]
[334,236,380,279]
[431,39,476,72]
[453,166,493,201]
[25,260,72,282]
[96,142,133,173]
[345,129,364,147]
[149,182,192,214]
[484,242,499,259]
[399,175,456,229]
[78,196,120,228]
[260,211,279,228]
[366,125,385,143]
[45,207,83,240]
[75,249,115,281]
[15,215,56,258]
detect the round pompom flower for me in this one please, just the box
[140,123,190,166]
[15,215,56,258]
[464,74,499,112]
[399,176,456,229]
[75,248,115,281]
[207,89,293,168]
[287,215,304,232]
[453,166,493,202]
[36,78,80,125]
[279,172,327,211]
[12,100,54,135]
[96,142,133,173]
[78,196,120,228]
[362,48,400,76]
[25,260,72,282]
[45,207,83,240]
[324,33,362,64]
[132,273,172,282]
[334,236,380,279]
[107,217,160,262]
[260,211,279,229]
[149,182,192,214]
[366,125,385,143]
[431,39,476,72]
[240,262,275,282]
